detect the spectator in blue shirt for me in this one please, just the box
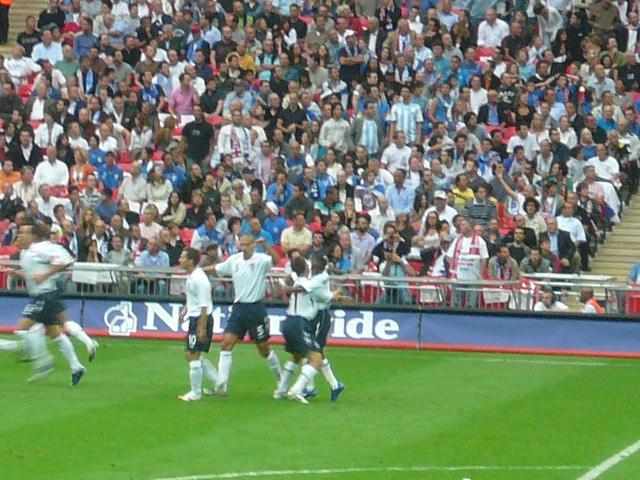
[385,169,416,215]
[162,153,186,189]
[248,217,273,252]
[267,171,294,208]
[263,201,288,244]
[136,237,170,295]
[95,187,118,223]
[74,17,98,59]
[97,151,124,190]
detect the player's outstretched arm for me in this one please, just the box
[201,265,218,276]
[258,239,280,266]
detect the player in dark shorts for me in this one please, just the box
[177,247,219,402]
[202,235,282,396]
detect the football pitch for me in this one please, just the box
[2,337,640,480]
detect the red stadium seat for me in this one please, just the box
[180,228,194,247]
[630,92,640,104]
[120,151,131,164]
[475,47,496,60]
[171,127,183,137]
[152,150,164,161]
[28,121,42,130]
[0,245,18,256]
[117,162,131,173]
[272,244,284,260]
[18,84,32,98]
[207,115,224,126]
[300,16,313,25]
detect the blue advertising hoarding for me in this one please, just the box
[0,295,640,358]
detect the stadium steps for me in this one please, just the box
[0,0,47,56]
[590,201,640,281]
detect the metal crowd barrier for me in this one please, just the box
[0,262,634,314]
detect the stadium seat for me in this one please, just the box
[152,150,164,161]
[207,115,224,126]
[18,84,32,98]
[272,244,284,259]
[0,245,18,256]
[28,121,42,130]
[117,162,131,173]
[475,47,496,60]
[630,92,640,104]
[179,228,194,247]
[300,16,313,25]
[120,151,131,164]
[171,127,183,137]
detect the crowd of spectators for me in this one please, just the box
[0,0,636,304]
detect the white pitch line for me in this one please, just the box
[575,439,640,480]
[150,465,587,480]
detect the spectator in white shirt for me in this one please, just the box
[477,9,510,47]
[35,183,66,218]
[381,131,412,173]
[533,287,570,312]
[118,161,147,203]
[31,28,63,64]
[556,202,586,246]
[507,123,540,161]
[586,143,621,188]
[13,166,38,205]
[369,195,396,234]
[34,112,64,149]
[34,146,69,187]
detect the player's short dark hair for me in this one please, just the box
[291,256,307,275]
[312,256,326,273]
[182,247,200,266]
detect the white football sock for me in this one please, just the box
[321,358,339,390]
[276,360,297,395]
[54,334,83,372]
[63,320,95,351]
[201,357,218,384]
[189,359,203,397]
[266,350,282,383]
[290,364,318,395]
[0,338,18,351]
[16,326,47,360]
[217,350,232,387]
[302,359,315,391]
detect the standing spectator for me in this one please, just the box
[181,105,214,170]
[388,85,423,145]
[462,183,497,228]
[385,169,415,215]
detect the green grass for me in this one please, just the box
[1,336,640,480]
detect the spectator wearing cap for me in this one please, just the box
[95,187,117,223]
[34,145,68,188]
[185,24,209,63]
[97,151,124,191]
[263,201,288,244]
[338,30,364,85]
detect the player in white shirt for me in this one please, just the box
[533,288,570,312]
[203,235,282,396]
[9,224,93,384]
[177,247,219,402]
[275,257,348,403]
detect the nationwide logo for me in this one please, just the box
[104,301,138,336]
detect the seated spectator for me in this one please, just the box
[35,183,65,219]
[183,190,211,229]
[179,164,204,204]
[385,169,415,215]
[507,227,532,266]
[488,244,520,281]
[162,153,186,190]
[462,183,497,228]
[267,171,294,209]
[118,162,147,204]
[315,186,344,219]
[285,183,315,222]
[135,237,170,295]
[372,221,416,305]
[369,195,395,235]
[69,148,95,190]
[281,211,312,253]
[304,231,328,262]
[139,205,164,242]
[97,151,124,191]
[0,181,24,221]
[147,165,173,207]
[191,212,225,251]
[162,191,186,226]
[556,202,587,271]
[263,202,288,245]
[79,174,101,210]
[520,246,552,275]
[34,146,69,187]
[125,223,147,263]
[91,219,111,259]
[95,187,117,223]
[107,234,134,266]
[0,160,21,185]
[533,287,570,312]
[117,198,140,229]
[351,214,376,262]
[160,227,185,267]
